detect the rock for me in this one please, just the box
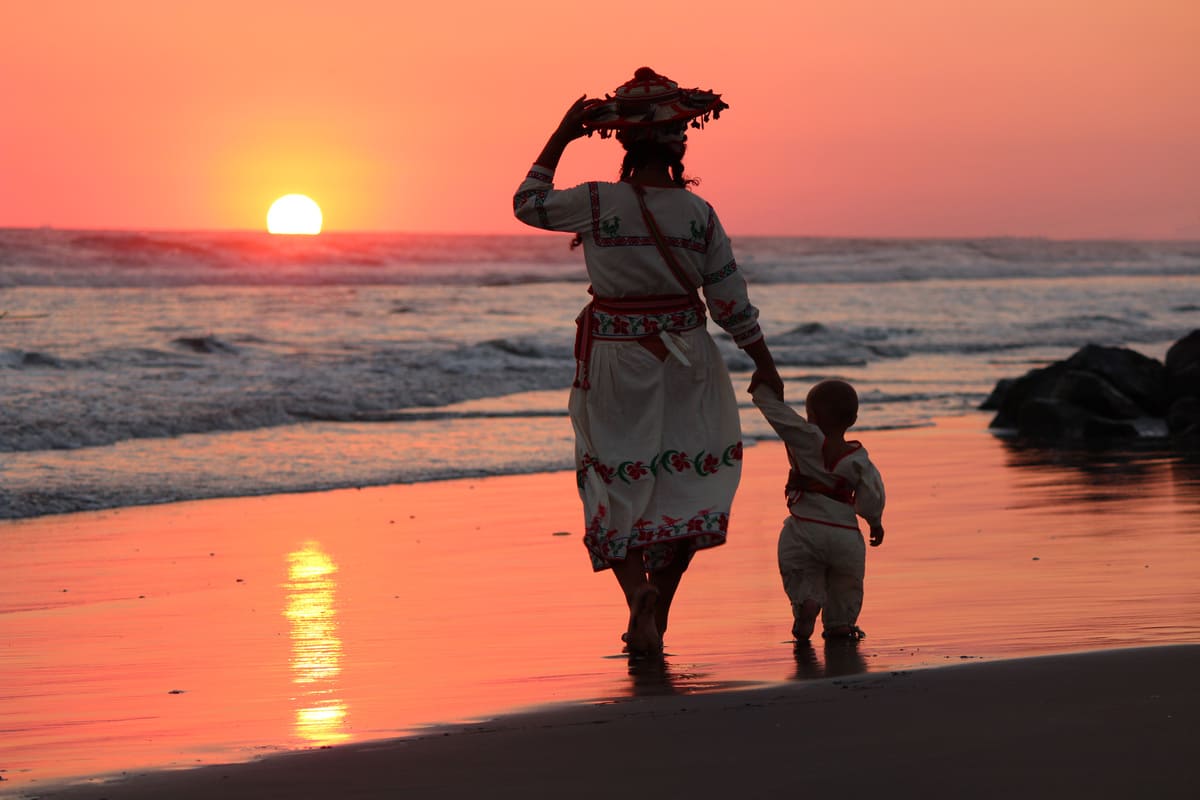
[1015,398,1077,439]
[1167,396,1200,437]
[1063,344,1168,416]
[1168,363,1200,404]
[987,361,1068,429]
[979,378,1014,411]
[1051,370,1144,419]
[1165,330,1200,376]
[1017,398,1143,441]
[985,332,1198,444]
[1081,415,1141,439]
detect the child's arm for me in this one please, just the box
[855,459,887,547]
[750,385,830,479]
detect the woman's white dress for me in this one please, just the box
[514,165,763,571]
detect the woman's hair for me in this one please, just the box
[570,139,698,249]
[618,139,697,189]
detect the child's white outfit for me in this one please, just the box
[751,386,886,633]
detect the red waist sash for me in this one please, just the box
[786,475,857,506]
[573,291,705,389]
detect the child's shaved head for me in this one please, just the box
[805,380,859,432]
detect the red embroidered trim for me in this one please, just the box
[826,442,863,471]
[585,507,730,561]
[587,182,711,252]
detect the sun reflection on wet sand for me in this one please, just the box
[285,542,349,745]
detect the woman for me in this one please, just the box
[513,67,782,654]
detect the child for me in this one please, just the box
[751,380,886,641]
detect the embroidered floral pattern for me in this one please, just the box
[717,305,756,327]
[576,441,743,488]
[588,183,713,252]
[589,306,703,340]
[712,297,738,319]
[526,168,553,181]
[712,299,760,344]
[584,506,730,565]
[513,189,540,213]
[702,259,738,285]
[533,190,550,228]
[514,188,550,227]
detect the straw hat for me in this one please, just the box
[583,67,728,142]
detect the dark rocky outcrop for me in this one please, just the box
[1062,345,1168,415]
[1165,331,1200,437]
[984,331,1198,444]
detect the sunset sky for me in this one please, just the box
[2,1,1197,238]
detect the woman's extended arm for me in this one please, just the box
[513,97,599,233]
[745,338,784,399]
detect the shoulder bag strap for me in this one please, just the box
[632,184,703,304]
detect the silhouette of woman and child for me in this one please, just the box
[514,68,887,664]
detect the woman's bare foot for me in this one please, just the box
[625,584,662,654]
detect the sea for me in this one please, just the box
[2,228,1197,520]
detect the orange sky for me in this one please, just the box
[2,1,1197,237]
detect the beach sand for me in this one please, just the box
[26,646,1200,799]
[3,414,1199,797]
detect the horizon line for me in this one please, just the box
[3,225,1199,244]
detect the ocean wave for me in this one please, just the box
[0,348,71,369]
[171,335,240,354]
[2,237,1195,521]
[3,229,1198,288]
[0,334,577,453]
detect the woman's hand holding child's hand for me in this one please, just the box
[748,367,785,400]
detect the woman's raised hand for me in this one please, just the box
[553,95,600,143]
[534,96,600,170]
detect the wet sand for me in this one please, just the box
[26,645,1200,799]
[3,414,1199,797]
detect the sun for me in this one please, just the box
[267,194,323,235]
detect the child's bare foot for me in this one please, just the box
[822,624,867,641]
[625,584,662,655]
[791,599,819,641]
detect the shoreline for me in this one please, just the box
[0,406,940,524]
[21,644,1199,799]
[3,414,1199,795]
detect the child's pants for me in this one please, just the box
[777,516,866,631]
